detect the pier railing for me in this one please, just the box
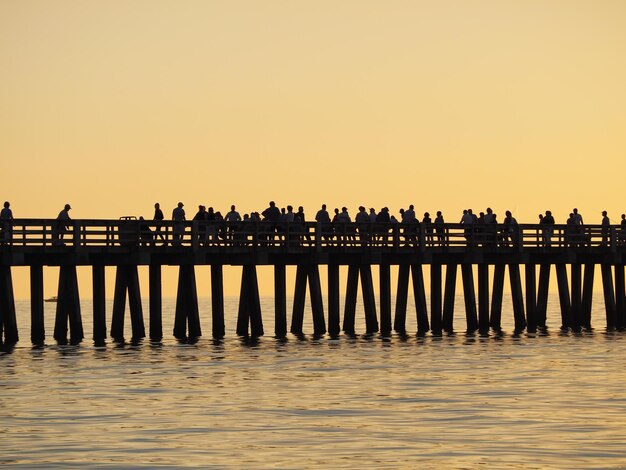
[1,219,624,252]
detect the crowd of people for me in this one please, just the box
[1,201,626,247]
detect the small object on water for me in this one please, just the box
[44,296,58,303]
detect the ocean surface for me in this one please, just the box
[2,295,626,469]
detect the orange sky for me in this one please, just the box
[2,1,626,298]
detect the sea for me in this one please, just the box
[2,295,626,469]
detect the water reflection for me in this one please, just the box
[2,297,626,468]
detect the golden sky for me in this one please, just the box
[2,1,626,298]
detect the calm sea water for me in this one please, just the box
[2,295,626,469]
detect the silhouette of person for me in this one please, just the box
[422,212,433,246]
[336,207,352,245]
[206,207,217,245]
[55,204,72,245]
[601,211,610,246]
[1,201,13,245]
[193,205,208,246]
[435,211,445,246]
[294,206,310,245]
[369,208,377,223]
[483,207,496,246]
[375,207,390,245]
[355,206,370,244]
[620,214,626,246]
[172,202,185,246]
[315,204,331,243]
[461,209,474,245]
[503,210,518,246]
[224,204,241,244]
[153,203,165,243]
[139,216,153,246]
[262,201,280,245]
[541,210,555,247]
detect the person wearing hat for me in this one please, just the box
[54,203,72,245]
[172,202,186,246]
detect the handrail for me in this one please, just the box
[0,219,625,251]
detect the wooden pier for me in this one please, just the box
[0,219,625,345]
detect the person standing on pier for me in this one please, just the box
[541,210,555,247]
[0,201,13,245]
[503,210,518,246]
[54,204,72,245]
[435,211,445,246]
[172,202,185,246]
[620,214,626,246]
[601,211,610,246]
[193,205,208,246]
[423,212,433,246]
[355,206,370,245]
[224,204,241,245]
[315,204,331,243]
[153,203,165,244]
[262,201,280,245]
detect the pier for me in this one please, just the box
[0,219,625,345]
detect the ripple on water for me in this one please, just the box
[2,297,626,468]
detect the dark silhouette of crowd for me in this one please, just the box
[1,202,626,249]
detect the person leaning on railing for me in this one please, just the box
[53,204,72,246]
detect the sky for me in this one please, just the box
[2,0,626,298]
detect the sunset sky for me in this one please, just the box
[2,1,626,298]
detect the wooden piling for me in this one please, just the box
[309,265,327,335]
[343,265,359,335]
[601,263,616,329]
[127,265,146,340]
[490,264,505,332]
[379,264,392,336]
[248,265,263,337]
[509,264,526,333]
[174,265,200,339]
[210,264,225,339]
[555,264,571,330]
[360,265,378,334]
[92,265,106,343]
[525,264,537,333]
[291,264,308,335]
[430,264,442,335]
[536,264,550,328]
[237,267,251,336]
[394,264,410,334]
[461,264,478,333]
[274,264,287,337]
[328,264,340,337]
[570,263,582,332]
[582,264,594,329]
[30,265,45,344]
[0,266,18,344]
[615,264,625,329]
[477,264,489,333]
[149,264,163,341]
[111,266,127,341]
[411,264,429,334]
[443,264,457,332]
[54,265,83,344]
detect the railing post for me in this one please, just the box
[419,223,425,252]
[253,222,258,252]
[517,225,524,252]
[73,220,81,248]
[393,225,399,250]
[192,221,199,251]
[315,222,321,253]
[611,226,617,253]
